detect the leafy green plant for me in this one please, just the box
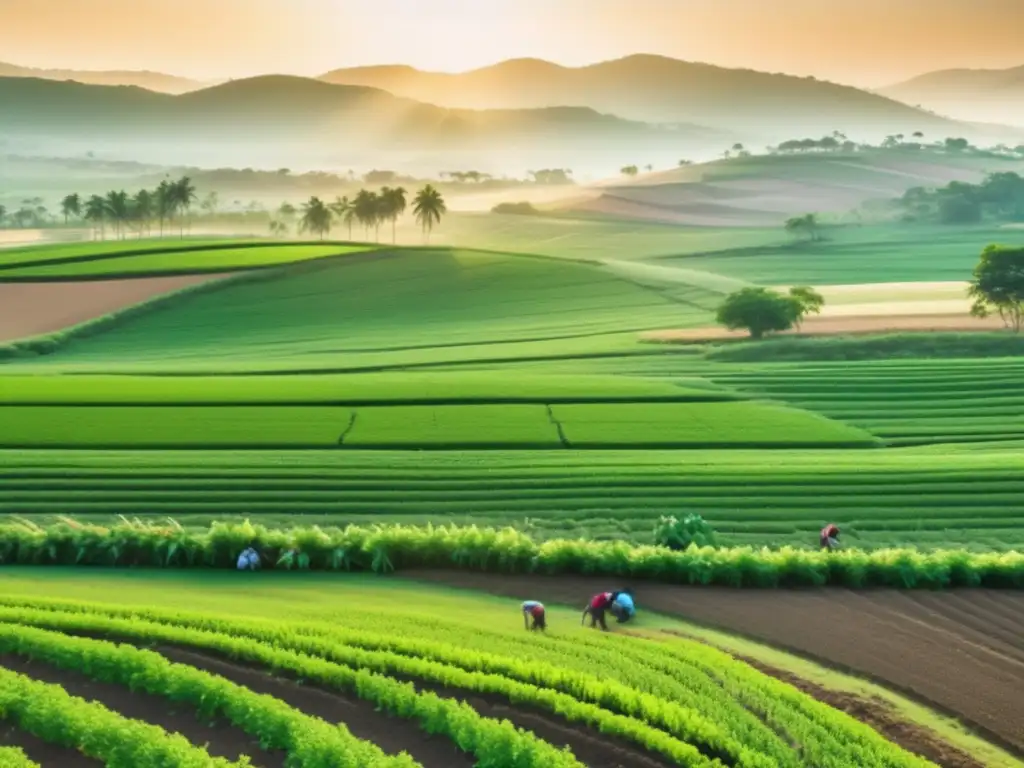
[654,514,718,550]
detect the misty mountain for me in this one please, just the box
[319,54,963,139]
[0,61,205,95]
[881,66,1024,127]
[0,75,729,167]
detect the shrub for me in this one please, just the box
[653,515,717,551]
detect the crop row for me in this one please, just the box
[0,597,935,768]
[0,401,877,449]
[1,519,1021,587]
[0,748,36,768]
[0,663,243,767]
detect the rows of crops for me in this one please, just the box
[4,449,1024,549]
[0,568,971,765]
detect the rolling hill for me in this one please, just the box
[0,60,204,94]
[552,148,1024,226]
[320,54,963,140]
[0,75,727,165]
[881,65,1024,127]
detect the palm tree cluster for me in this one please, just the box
[73,177,198,240]
[294,185,446,243]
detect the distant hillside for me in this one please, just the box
[320,54,963,140]
[0,61,204,94]
[881,66,1024,127]
[0,75,727,166]
[552,148,1024,227]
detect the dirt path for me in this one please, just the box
[403,571,1024,757]
[643,312,1006,342]
[0,653,285,767]
[0,275,230,343]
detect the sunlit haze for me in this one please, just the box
[1,0,1022,86]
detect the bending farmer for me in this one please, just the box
[582,592,615,630]
[237,546,261,571]
[521,600,547,631]
[611,591,636,624]
[820,524,841,552]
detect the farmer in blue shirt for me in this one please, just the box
[611,591,636,624]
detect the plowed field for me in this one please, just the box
[407,572,1024,756]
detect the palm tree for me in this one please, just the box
[60,194,81,225]
[353,189,379,241]
[299,196,332,240]
[155,180,174,238]
[412,185,447,243]
[104,190,130,240]
[84,195,107,240]
[380,186,407,244]
[329,196,355,240]
[170,176,198,237]
[133,189,154,239]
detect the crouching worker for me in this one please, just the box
[522,600,546,631]
[611,590,636,624]
[237,545,261,571]
[582,591,615,631]
[820,524,841,552]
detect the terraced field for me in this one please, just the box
[0,569,994,768]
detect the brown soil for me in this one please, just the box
[642,313,1006,343]
[0,721,103,767]
[727,652,984,768]
[403,571,1024,759]
[157,645,477,768]
[0,275,230,343]
[0,653,285,767]
[160,645,675,768]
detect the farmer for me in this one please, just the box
[237,545,261,571]
[582,591,615,631]
[611,590,636,624]
[820,524,841,552]
[521,600,547,631]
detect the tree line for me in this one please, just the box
[899,172,1024,225]
[280,185,447,243]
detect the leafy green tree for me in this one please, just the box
[945,137,970,152]
[268,220,288,238]
[620,165,638,177]
[170,176,198,237]
[969,245,1024,332]
[784,213,821,242]
[716,287,804,339]
[412,185,447,243]
[299,196,332,240]
[788,286,825,330]
[60,194,81,225]
[654,514,716,551]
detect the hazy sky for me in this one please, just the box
[1,0,1022,87]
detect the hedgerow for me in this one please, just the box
[0,519,1021,588]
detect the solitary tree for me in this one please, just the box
[716,287,818,339]
[412,185,447,243]
[60,193,81,225]
[299,196,332,240]
[620,165,639,177]
[968,244,1024,332]
[784,213,821,242]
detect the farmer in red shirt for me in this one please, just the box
[582,591,615,631]
[820,523,841,552]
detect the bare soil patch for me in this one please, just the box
[0,653,284,767]
[404,571,1024,758]
[157,645,476,768]
[0,275,230,343]
[643,312,1006,342]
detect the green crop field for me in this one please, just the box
[0,238,262,266]
[656,223,1020,285]
[0,568,969,767]
[0,244,371,279]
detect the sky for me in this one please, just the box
[1,0,1022,87]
